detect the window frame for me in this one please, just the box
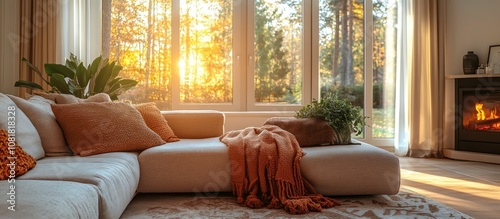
[104,0,396,147]
[170,0,243,111]
[245,0,312,112]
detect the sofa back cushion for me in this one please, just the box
[162,110,225,139]
[264,117,334,147]
[0,93,45,160]
[34,92,112,104]
[51,102,166,156]
[8,95,72,156]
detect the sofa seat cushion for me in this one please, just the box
[138,137,232,193]
[0,180,99,219]
[18,152,140,219]
[138,138,400,196]
[301,140,400,196]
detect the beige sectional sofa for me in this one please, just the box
[0,93,400,219]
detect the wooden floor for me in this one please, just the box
[399,157,500,219]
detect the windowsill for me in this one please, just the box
[223,111,296,117]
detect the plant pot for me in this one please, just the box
[331,125,352,145]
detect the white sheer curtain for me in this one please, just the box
[56,0,101,64]
[394,0,444,157]
[394,0,411,156]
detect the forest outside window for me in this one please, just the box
[106,0,398,142]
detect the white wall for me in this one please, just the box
[445,0,500,74]
[0,0,20,95]
[444,0,500,149]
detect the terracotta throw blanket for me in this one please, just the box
[219,125,340,214]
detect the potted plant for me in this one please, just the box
[15,53,138,100]
[295,89,368,144]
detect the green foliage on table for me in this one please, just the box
[296,89,368,144]
[15,53,138,100]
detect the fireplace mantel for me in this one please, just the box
[446,73,500,79]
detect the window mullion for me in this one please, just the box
[311,0,320,100]
[171,0,181,109]
[364,0,374,142]
[246,0,255,111]
[303,0,313,105]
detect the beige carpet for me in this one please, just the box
[120,188,471,219]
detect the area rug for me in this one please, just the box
[120,188,472,219]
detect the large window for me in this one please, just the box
[253,0,303,106]
[317,0,397,141]
[107,0,398,144]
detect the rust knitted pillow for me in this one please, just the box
[134,103,180,142]
[51,102,166,156]
[0,129,36,180]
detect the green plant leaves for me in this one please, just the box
[15,54,138,100]
[93,61,114,93]
[50,74,71,94]
[14,80,44,90]
[75,63,89,89]
[296,89,367,137]
[45,64,75,78]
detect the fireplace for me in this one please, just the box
[456,77,500,155]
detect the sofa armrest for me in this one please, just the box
[161,110,225,139]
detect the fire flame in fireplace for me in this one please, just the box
[469,102,500,130]
[475,102,499,121]
[476,103,485,120]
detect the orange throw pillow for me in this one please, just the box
[134,103,180,142]
[0,129,36,180]
[51,102,166,156]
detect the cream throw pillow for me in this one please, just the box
[0,93,44,160]
[7,95,72,156]
[34,92,112,104]
[51,102,166,156]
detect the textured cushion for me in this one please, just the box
[7,95,71,156]
[51,102,165,156]
[34,92,112,104]
[0,129,36,180]
[0,93,44,160]
[138,138,400,196]
[264,117,334,146]
[18,152,140,219]
[161,110,225,138]
[135,103,180,142]
[300,140,401,196]
[138,137,231,193]
[0,180,99,219]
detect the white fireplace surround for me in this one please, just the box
[444,1,500,165]
[445,74,500,165]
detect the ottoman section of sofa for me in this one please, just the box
[138,137,232,193]
[0,180,99,219]
[300,140,400,196]
[17,152,140,219]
